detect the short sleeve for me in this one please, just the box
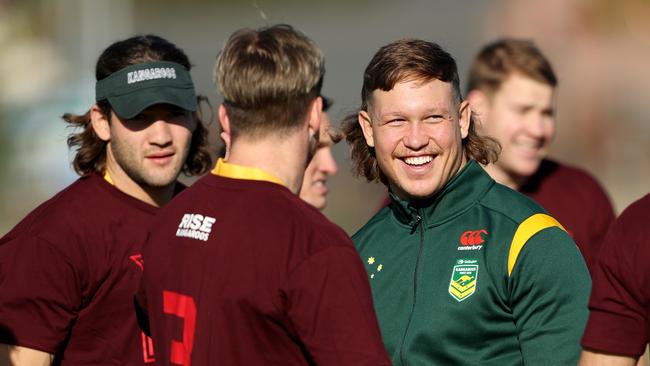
[581,201,650,357]
[583,179,616,267]
[0,235,82,353]
[283,246,391,365]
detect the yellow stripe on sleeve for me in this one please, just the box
[507,213,566,277]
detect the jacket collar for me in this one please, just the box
[389,160,494,227]
[211,158,285,186]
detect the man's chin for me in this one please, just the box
[392,185,438,202]
[514,162,542,179]
[140,171,181,189]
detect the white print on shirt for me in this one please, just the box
[176,213,216,242]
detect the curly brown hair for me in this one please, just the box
[64,34,212,177]
[344,39,500,184]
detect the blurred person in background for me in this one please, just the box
[136,24,390,365]
[466,38,615,272]
[344,38,590,365]
[298,96,341,210]
[0,34,212,365]
[579,193,650,366]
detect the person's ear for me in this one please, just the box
[90,104,111,142]
[218,104,232,159]
[458,100,470,139]
[307,96,323,140]
[358,110,374,147]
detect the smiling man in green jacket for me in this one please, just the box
[342,38,590,365]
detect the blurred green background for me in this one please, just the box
[1,0,649,235]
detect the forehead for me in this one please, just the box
[369,79,456,115]
[493,73,555,102]
[138,103,187,114]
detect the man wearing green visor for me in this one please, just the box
[0,35,212,365]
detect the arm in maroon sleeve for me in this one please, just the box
[581,195,650,357]
[283,245,391,365]
[0,235,82,354]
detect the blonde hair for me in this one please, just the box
[214,24,324,140]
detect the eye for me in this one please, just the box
[516,106,533,115]
[385,118,406,125]
[167,108,190,118]
[174,109,190,117]
[425,115,444,123]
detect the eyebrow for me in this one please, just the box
[379,107,452,118]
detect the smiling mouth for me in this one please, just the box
[403,155,433,166]
[312,179,328,190]
[514,140,545,150]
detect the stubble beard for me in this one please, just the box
[110,138,190,189]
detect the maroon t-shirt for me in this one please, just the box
[0,174,159,365]
[520,159,615,272]
[581,193,650,357]
[138,173,390,365]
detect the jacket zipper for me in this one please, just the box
[399,212,424,366]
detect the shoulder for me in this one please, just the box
[2,176,103,236]
[551,159,597,179]
[604,193,650,248]
[1,174,155,250]
[479,181,548,225]
[285,193,353,250]
[351,204,393,242]
[0,177,102,271]
[163,175,351,249]
[616,193,650,224]
[478,182,579,275]
[527,159,610,196]
[553,160,609,192]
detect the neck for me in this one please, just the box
[226,128,309,194]
[482,164,526,190]
[104,160,175,208]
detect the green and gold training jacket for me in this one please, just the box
[354,161,590,366]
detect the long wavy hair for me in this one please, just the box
[64,34,212,177]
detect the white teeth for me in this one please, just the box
[404,156,433,165]
[516,141,540,148]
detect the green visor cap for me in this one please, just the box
[95,61,197,119]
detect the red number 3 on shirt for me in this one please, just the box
[163,290,197,366]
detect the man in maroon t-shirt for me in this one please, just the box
[466,38,615,272]
[579,193,650,365]
[0,35,212,365]
[137,24,390,365]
